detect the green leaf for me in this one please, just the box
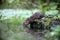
[49,3,57,10]
[52,25,60,32]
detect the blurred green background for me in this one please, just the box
[0,0,60,40]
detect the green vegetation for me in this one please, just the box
[0,0,60,40]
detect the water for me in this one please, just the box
[0,9,40,19]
